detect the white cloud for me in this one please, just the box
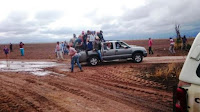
[0,0,199,43]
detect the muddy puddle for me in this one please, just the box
[0,61,66,76]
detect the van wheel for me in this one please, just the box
[132,53,143,63]
[88,56,99,66]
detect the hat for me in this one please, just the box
[95,36,100,40]
[100,30,103,33]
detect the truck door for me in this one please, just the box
[115,41,132,59]
[102,42,116,60]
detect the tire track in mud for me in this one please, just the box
[0,74,70,112]
[87,77,172,110]
[70,75,172,112]
[0,77,40,112]
[43,78,134,112]
[0,60,175,112]
[66,64,173,112]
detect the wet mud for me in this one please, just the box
[0,56,185,112]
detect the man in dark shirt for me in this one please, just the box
[9,43,13,52]
[182,35,187,50]
[98,30,105,42]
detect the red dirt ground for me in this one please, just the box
[0,39,191,112]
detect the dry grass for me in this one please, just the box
[155,63,183,79]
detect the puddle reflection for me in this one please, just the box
[0,61,64,76]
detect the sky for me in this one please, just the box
[0,0,200,43]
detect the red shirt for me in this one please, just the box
[19,43,24,48]
[148,39,152,47]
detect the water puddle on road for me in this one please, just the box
[0,61,65,76]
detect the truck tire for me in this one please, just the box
[132,53,143,63]
[88,56,99,66]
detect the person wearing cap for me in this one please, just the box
[93,36,103,61]
[97,30,105,42]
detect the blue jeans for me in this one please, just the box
[71,55,82,72]
[20,48,24,56]
[64,49,69,55]
[97,50,102,60]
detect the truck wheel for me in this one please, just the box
[89,56,99,66]
[132,53,143,63]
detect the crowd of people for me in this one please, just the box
[2,42,24,59]
[148,35,188,55]
[2,31,189,72]
[54,30,105,72]
[54,30,105,60]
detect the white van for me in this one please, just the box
[176,32,200,112]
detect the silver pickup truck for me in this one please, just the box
[79,40,147,66]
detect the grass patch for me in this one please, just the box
[140,63,184,91]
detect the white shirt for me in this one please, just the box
[170,39,175,45]
[89,34,95,42]
[55,44,63,52]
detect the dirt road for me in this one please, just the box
[0,56,186,112]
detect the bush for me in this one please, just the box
[155,63,183,79]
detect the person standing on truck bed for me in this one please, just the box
[67,45,83,72]
[97,30,105,42]
[93,36,103,61]
[82,31,88,51]
[74,35,84,52]
[88,31,95,50]
[69,34,77,45]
